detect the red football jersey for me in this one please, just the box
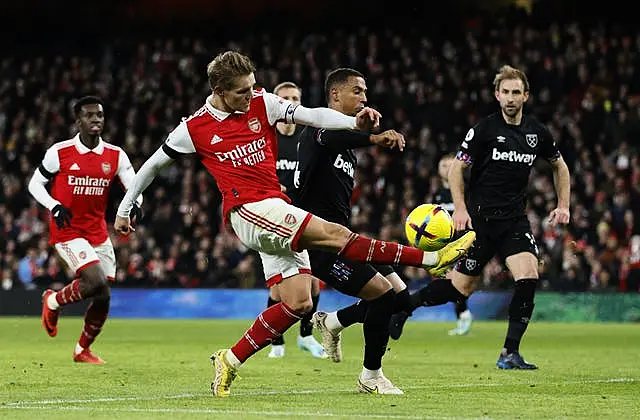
[165,89,294,218]
[40,135,136,245]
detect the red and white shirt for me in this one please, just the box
[116,89,358,220]
[164,89,297,218]
[32,135,141,245]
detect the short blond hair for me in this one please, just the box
[207,51,256,91]
[273,81,301,96]
[493,65,530,92]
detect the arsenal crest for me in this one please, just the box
[526,134,538,148]
[101,162,111,174]
[284,213,297,225]
[248,117,261,133]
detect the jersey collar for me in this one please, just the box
[205,95,245,120]
[74,134,105,155]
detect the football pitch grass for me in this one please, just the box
[1,317,638,419]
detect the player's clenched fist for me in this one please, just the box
[355,107,381,131]
[370,130,405,151]
[452,208,473,231]
[114,215,134,235]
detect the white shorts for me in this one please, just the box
[54,237,117,280]
[230,198,313,287]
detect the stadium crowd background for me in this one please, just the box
[1,1,639,293]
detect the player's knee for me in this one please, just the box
[79,265,109,296]
[286,296,313,315]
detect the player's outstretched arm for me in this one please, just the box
[114,147,175,234]
[292,105,380,131]
[548,156,571,226]
[318,129,405,151]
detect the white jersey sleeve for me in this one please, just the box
[262,91,357,130]
[116,149,143,206]
[40,146,61,176]
[263,91,299,126]
[163,121,196,154]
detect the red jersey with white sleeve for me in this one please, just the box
[163,89,294,218]
[34,135,140,245]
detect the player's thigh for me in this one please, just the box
[358,272,393,301]
[310,251,386,299]
[449,268,481,295]
[375,265,406,292]
[295,214,353,253]
[501,217,540,280]
[454,221,498,278]
[93,238,117,281]
[54,237,101,276]
[269,284,281,301]
[230,198,312,255]
[310,276,321,295]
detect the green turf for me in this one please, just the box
[1,317,638,419]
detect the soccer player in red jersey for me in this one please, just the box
[114,51,475,396]
[28,96,143,364]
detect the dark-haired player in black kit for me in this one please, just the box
[391,65,571,369]
[295,68,415,394]
[300,73,474,386]
[265,82,327,359]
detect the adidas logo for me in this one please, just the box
[211,135,223,145]
[70,163,80,170]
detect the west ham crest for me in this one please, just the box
[526,134,538,148]
[465,258,477,272]
[248,117,261,133]
[101,162,111,174]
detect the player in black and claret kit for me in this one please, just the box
[390,65,571,369]
[297,71,472,387]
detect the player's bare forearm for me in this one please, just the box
[448,159,468,212]
[551,157,570,209]
[116,147,174,217]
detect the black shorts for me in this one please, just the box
[309,250,395,297]
[455,215,538,277]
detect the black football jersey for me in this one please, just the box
[294,127,371,226]
[275,125,304,200]
[456,112,560,219]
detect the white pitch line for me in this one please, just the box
[2,405,479,420]
[3,377,636,408]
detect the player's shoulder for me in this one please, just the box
[523,114,548,131]
[47,138,76,152]
[102,142,124,153]
[477,112,503,129]
[464,112,500,142]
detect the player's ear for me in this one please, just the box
[523,91,530,102]
[494,90,500,101]
[330,87,339,103]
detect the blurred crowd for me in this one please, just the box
[1,16,639,293]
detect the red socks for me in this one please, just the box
[55,279,83,306]
[78,301,109,349]
[338,233,424,267]
[231,302,303,363]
